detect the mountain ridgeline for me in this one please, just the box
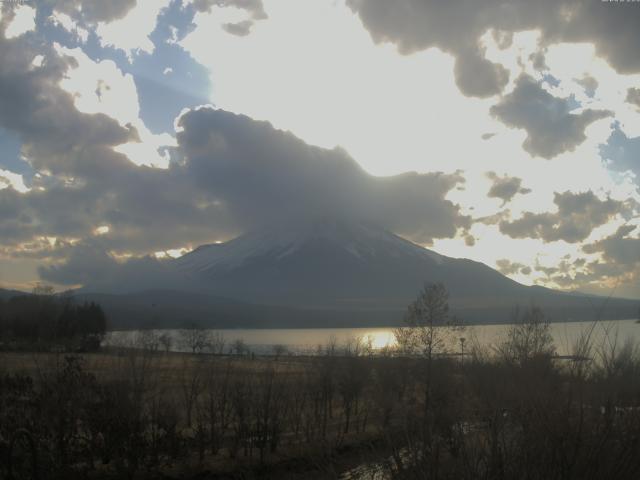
[57,218,637,329]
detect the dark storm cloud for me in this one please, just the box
[347,0,640,98]
[31,107,470,286]
[490,76,612,159]
[499,191,636,243]
[486,171,530,205]
[175,107,470,243]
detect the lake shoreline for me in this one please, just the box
[106,316,636,333]
[104,319,639,357]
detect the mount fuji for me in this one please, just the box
[76,218,637,328]
[174,218,521,309]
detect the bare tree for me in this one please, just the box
[394,283,461,360]
[272,344,288,360]
[497,305,555,365]
[209,332,226,355]
[158,333,172,353]
[179,324,211,354]
[180,357,206,428]
[135,330,159,352]
[393,283,461,452]
[232,338,247,356]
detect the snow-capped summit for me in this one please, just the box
[173,217,523,310]
[175,217,444,275]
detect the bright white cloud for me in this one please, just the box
[0,168,29,193]
[543,43,640,139]
[56,45,176,168]
[49,11,90,43]
[95,0,171,57]
[181,0,497,178]
[30,55,45,69]
[94,225,110,235]
[4,4,36,39]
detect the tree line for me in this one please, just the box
[0,287,107,351]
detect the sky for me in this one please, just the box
[0,0,639,299]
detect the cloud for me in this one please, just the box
[0,33,137,179]
[345,0,511,97]
[496,258,531,276]
[222,19,254,36]
[599,126,640,188]
[486,171,530,205]
[47,0,137,24]
[175,107,470,243]
[464,234,475,247]
[4,4,36,39]
[0,169,29,193]
[576,75,598,97]
[95,0,171,56]
[0,30,218,254]
[55,45,176,168]
[38,240,181,291]
[535,225,640,298]
[583,224,640,266]
[187,0,267,19]
[186,0,267,37]
[48,12,90,43]
[499,191,636,243]
[347,0,640,98]
[47,1,169,55]
[2,96,469,287]
[627,88,640,109]
[490,75,612,159]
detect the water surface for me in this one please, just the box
[105,319,639,356]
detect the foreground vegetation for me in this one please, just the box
[1,319,640,479]
[1,284,639,479]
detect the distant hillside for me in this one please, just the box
[0,288,27,300]
[76,290,408,330]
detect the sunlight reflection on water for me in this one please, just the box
[105,319,639,356]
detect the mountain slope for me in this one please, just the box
[0,288,27,300]
[172,218,637,322]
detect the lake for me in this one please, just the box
[105,319,640,357]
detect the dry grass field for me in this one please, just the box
[3,321,640,479]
